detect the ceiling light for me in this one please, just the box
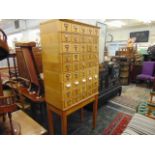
[106,20,126,28]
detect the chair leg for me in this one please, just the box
[8,113,14,135]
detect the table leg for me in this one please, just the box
[93,95,98,129]
[61,111,67,135]
[47,106,54,135]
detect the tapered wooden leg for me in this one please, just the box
[93,95,98,129]
[80,108,84,122]
[61,111,67,135]
[47,106,54,135]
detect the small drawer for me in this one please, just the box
[87,27,94,35]
[80,36,87,43]
[72,24,80,33]
[72,44,80,53]
[63,63,72,72]
[73,63,80,71]
[62,43,72,53]
[92,81,98,88]
[64,99,72,108]
[93,67,99,75]
[61,22,72,32]
[72,88,81,98]
[62,54,73,63]
[81,26,87,34]
[80,62,86,70]
[63,73,72,82]
[87,69,92,76]
[87,61,92,68]
[80,54,85,61]
[93,36,99,43]
[94,28,99,36]
[87,44,93,52]
[73,53,80,62]
[64,90,72,100]
[92,87,98,94]
[72,34,80,43]
[80,44,87,53]
[72,72,80,81]
[87,53,92,60]
[93,74,99,82]
[87,36,93,43]
[93,44,98,52]
[61,33,72,42]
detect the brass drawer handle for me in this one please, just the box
[74,81,79,85]
[66,83,71,88]
[88,77,92,80]
[94,75,98,79]
[65,45,69,51]
[82,79,86,83]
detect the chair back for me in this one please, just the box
[142,61,155,76]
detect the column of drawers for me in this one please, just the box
[40,20,99,110]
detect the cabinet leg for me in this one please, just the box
[47,107,54,135]
[93,95,98,129]
[61,112,67,135]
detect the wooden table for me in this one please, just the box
[47,94,98,135]
[11,110,47,135]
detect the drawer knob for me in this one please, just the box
[94,75,98,79]
[66,83,71,88]
[82,79,86,83]
[74,81,79,85]
[88,77,92,80]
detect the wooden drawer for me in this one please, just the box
[72,44,80,53]
[93,36,99,44]
[87,44,93,52]
[81,26,87,34]
[80,70,87,79]
[62,54,73,63]
[72,34,80,43]
[73,53,80,62]
[61,22,72,32]
[61,33,72,43]
[73,62,80,71]
[87,36,93,43]
[81,85,87,99]
[92,87,98,94]
[72,88,81,98]
[93,44,98,52]
[64,99,72,108]
[80,62,86,70]
[87,85,92,96]
[62,43,72,53]
[87,61,92,68]
[63,63,72,72]
[72,72,80,81]
[63,73,72,82]
[72,24,80,33]
[63,90,72,100]
[87,27,94,35]
[80,54,87,61]
[93,28,99,36]
[80,44,87,53]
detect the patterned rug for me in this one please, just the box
[109,84,150,111]
[103,112,132,135]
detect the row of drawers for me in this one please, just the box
[61,53,98,63]
[63,82,98,108]
[62,62,99,72]
[61,21,99,36]
[61,32,98,44]
[61,43,98,53]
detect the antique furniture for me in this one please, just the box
[40,19,99,134]
[136,61,155,85]
[99,61,122,105]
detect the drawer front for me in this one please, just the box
[87,84,92,96]
[72,44,80,53]
[94,28,99,36]
[81,70,87,79]
[93,44,98,52]
[64,99,72,108]
[73,63,80,71]
[87,27,94,35]
[72,34,80,43]
[62,54,73,63]
[80,54,87,61]
[87,36,93,43]
[80,62,86,70]
[61,22,72,32]
[64,90,72,100]
[63,63,72,72]
[61,33,72,43]
[93,36,99,44]
[81,44,87,53]
[62,43,72,53]
[72,88,81,98]
[72,24,80,33]
[87,44,93,52]
[63,73,72,82]
[87,61,92,68]
[73,53,80,62]
[81,26,87,34]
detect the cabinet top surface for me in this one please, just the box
[40,19,100,29]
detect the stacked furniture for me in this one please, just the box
[122,113,155,135]
[40,19,99,134]
[99,62,122,104]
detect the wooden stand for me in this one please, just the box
[47,94,98,135]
